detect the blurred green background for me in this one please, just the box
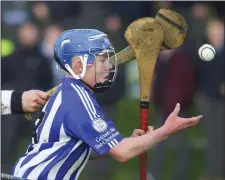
[1,1,224,180]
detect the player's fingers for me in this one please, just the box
[185,115,203,124]
[192,119,200,126]
[35,102,42,109]
[32,107,41,112]
[28,102,41,112]
[133,129,145,136]
[35,96,47,106]
[172,103,180,116]
[185,119,200,128]
[147,126,154,133]
[36,90,49,100]
[193,115,203,121]
[180,117,201,130]
[137,129,145,135]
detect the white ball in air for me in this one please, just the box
[198,44,216,62]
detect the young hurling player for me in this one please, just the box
[12,29,202,180]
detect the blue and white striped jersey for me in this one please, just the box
[12,78,124,180]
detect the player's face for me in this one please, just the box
[83,52,117,90]
[94,54,112,83]
[85,54,112,85]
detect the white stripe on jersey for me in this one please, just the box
[34,98,49,127]
[59,123,71,142]
[111,141,116,146]
[62,149,87,180]
[78,86,99,117]
[108,142,113,148]
[47,140,83,179]
[113,139,118,144]
[73,84,97,119]
[14,143,42,175]
[27,156,56,179]
[33,97,49,144]
[39,91,62,142]
[35,118,40,126]
[13,156,26,176]
[63,148,91,180]
[75,148,92,180]
[17,141,67,177]
[107,139,119,149]
[71,84,94,120]
[33,99,49,142]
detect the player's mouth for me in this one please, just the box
[104,75,109,80]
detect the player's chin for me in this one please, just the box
[98,77,108,83]
[104,75,109,81]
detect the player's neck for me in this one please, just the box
[66,73,95,94]
[80,79,95,94]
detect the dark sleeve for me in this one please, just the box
[11,90,24,114]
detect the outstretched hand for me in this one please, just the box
[163,103,203,136]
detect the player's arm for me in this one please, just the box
[109,103,202,162]
[64,87,202,162]
[1,90,14,115]
[1,90,49,115]
[109,127,167,162]
[21,90,49,113]
[89,126,154,160]
[88,125,167,162]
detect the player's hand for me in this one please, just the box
[131,126,154,137]
[162,103,203,136]
[22,90,49,113]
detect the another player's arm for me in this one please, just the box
[1,90,49,115]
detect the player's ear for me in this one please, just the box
[71,56,83,74]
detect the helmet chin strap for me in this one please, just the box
[79,79,112,94]
[65,54,88,79]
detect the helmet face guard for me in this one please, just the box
[91,49,117,93]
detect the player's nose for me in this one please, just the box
[105,62,112,71]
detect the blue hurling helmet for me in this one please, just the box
[53,29,118,93]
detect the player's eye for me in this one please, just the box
[100,56,107,62]
[100,58,106,62]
